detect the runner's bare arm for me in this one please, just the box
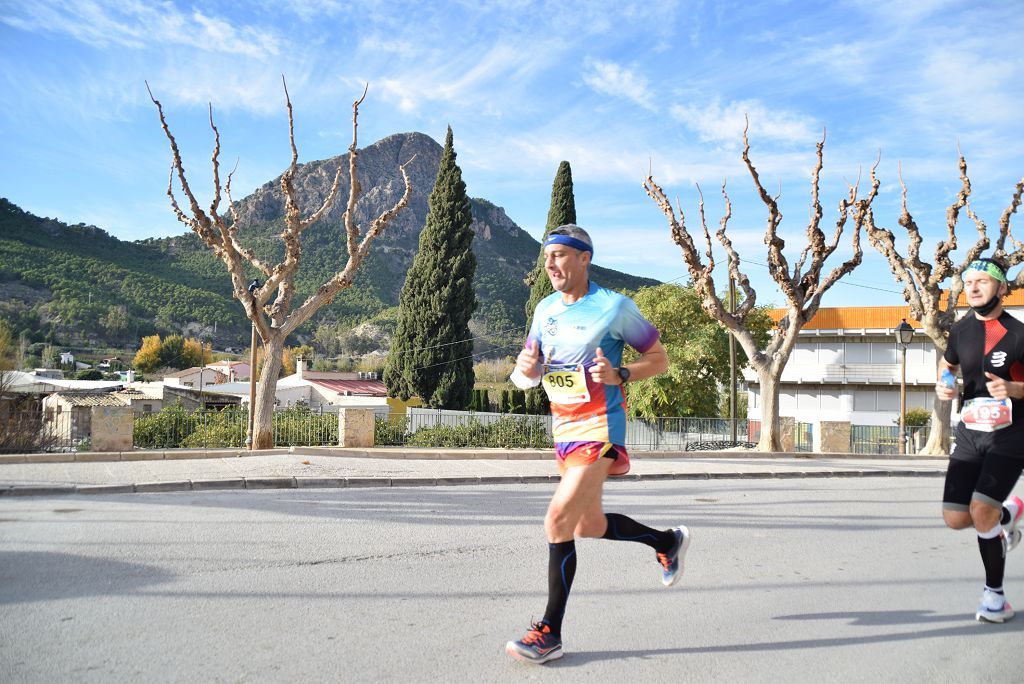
[589,340,669,385]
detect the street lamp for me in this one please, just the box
[894,319,915,455]
[246,279,261,451]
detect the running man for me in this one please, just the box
[504,224,689,664]
[936,256,1024,623]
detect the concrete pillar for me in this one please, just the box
[338,408,375,448]
[814,420,851,454]
[778,416,796,452]
[90,405,134,452]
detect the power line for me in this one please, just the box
[660,256,905,295]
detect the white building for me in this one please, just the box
[745,292,1024,428]
[201,358,388,411]
[162,367,228,389]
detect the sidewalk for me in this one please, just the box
[0,447,948,496]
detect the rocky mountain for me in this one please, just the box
[0,131,659,356]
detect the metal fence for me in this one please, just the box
[850,424,933,455]
[375,410,756,451]
[376,409,552,449]
[133,406,341,449]
[0,401,948,454]
[795,422,813,453]
[0,406,81,453]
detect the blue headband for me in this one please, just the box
[544,234,593,254]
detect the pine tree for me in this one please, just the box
[383,127,477,409]
[522,161,574,417]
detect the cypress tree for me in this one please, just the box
[511,389,526,414]
[525,161,576,316]
[383,127,476,408]
[523,161,574,416]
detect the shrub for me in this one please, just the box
[375,416,409,446]
[904,407,932,428]
[405,415,551,448]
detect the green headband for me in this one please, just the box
[966,259,1007,283]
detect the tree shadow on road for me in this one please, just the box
[0,550,173,605]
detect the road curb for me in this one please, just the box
[0,469,944,497]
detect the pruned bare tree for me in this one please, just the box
[644,121,879,451]
[148,77,414,449]
[866,153,1024,454]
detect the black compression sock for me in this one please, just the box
[601,513,677,554]
[542,540,576,636]
[978,530,1007,590]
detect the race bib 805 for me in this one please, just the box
[542,365,591,405]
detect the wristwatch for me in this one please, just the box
[617,366,631,385]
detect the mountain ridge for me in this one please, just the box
[0,131,659,357]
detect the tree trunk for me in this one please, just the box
[251,333,284,450]
[755,366,784,452]
[920,398,952,455]
[920,337,952,456]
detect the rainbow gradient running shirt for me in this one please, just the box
[525,282,660,455]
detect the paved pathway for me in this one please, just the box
[0,447,948,496]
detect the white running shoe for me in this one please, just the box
[657,526,690,587]
[976,589,1015,623]
[1005,496,1024,552]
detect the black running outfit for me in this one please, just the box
[943,312,1024,510]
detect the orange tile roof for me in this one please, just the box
[768,289,1024,330]
[767,306,919,330]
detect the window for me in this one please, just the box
[846,343,871,363]
[797,389,819,410]
[820,390,841,412]
[792,344,816,365]
[780,391,798,411]
[873,344,898,364]
[876,391,899,411]
[818,343,842,365]
[853,390,875,411]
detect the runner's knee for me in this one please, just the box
[943,509,972,530]
[970,500,1002,532]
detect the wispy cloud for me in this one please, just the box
[373,38,558,115]
[581,58,656,111]
[670,97,819,148]
[1,0,282,58]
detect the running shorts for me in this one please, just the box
[943,439,1024,511]
[556,442,631,477]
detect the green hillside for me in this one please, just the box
[0,133,660,362]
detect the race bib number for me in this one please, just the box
[961,397,1013,432]
[542,365,591,405]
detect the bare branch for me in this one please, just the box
[208,103,223,218]
[147,81,217,247]
[995,176,1024,260]
[344,86,369,261]
[741,116,793,302]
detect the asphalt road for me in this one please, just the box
[2,478,1023,682]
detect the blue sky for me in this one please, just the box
[2,0,1022,310]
